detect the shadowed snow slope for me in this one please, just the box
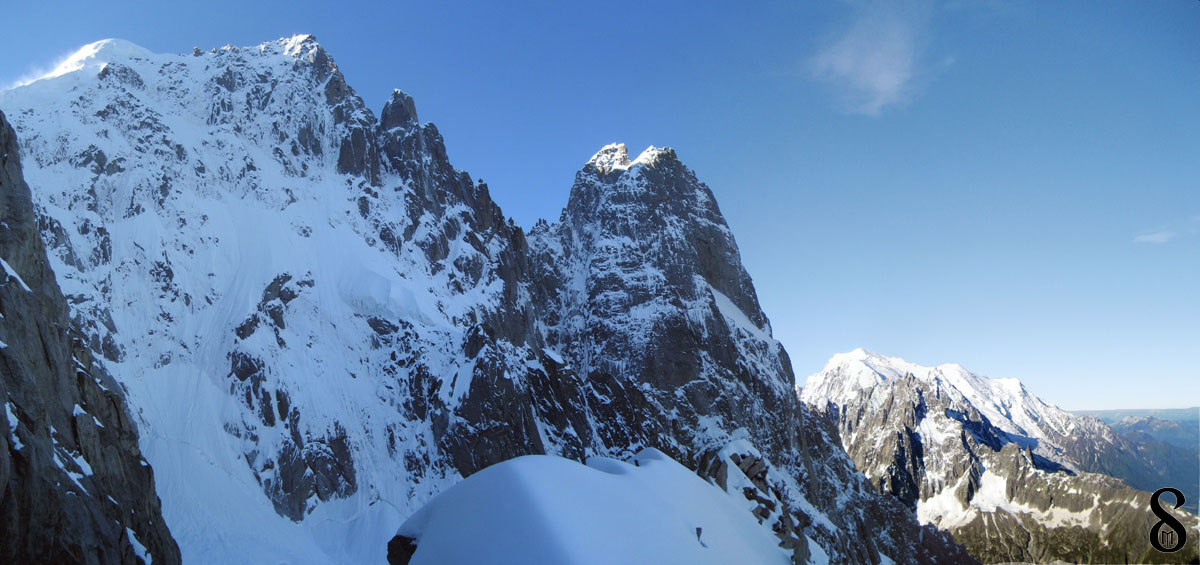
[397,449,789,565]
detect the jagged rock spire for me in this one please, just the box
[381,89,419,131]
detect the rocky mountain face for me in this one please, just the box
[801,349,1200,563]
[0,110,179,563]
[0,36,973,563]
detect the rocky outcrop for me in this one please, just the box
[0,110,179,563]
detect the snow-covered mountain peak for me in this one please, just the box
[630,145,673,168]
[809,349,918,394]
[804,350,1066,442]
[583,143,677,177]
[813,350,988,394]
[279,33,321,57]
[843,346,872,359]
[9,35,328,94]
[802,348,1200,562]
[806,350,1106,456]
[6,35,339,95]
[57,38,150,69]
[828,347,896,367]
[585,142,632,174]
[10,38,153,89]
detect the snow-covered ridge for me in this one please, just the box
[396,450,791,564]
[12,38,154,88]
[803,348,1068,445]
[584,142,673,175]
[7,35,329,92]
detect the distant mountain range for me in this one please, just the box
[1076,407,1200,423]
[1076,408,1199,450]
[801,349,1199,563]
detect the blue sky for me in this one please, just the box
[2,1,1197,409]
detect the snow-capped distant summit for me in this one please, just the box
[802,350,1200,562]
[804,350,1056,443]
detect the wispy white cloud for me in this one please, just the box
[1133,214,1200,245]
[1133,231,1175,245]
[810,0,938,116]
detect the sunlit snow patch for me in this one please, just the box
[4,402,21,450]
[126,527,152,564]
[0,257,32,292]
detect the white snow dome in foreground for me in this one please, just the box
[392,449,791,564]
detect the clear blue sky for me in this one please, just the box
[2,1,1197,410]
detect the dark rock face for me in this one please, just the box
[0,111,180,564]
[386,534,418,565]
[380,90,419,132]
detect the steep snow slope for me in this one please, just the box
[802,349,1200,563]
[1,37,972,563]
